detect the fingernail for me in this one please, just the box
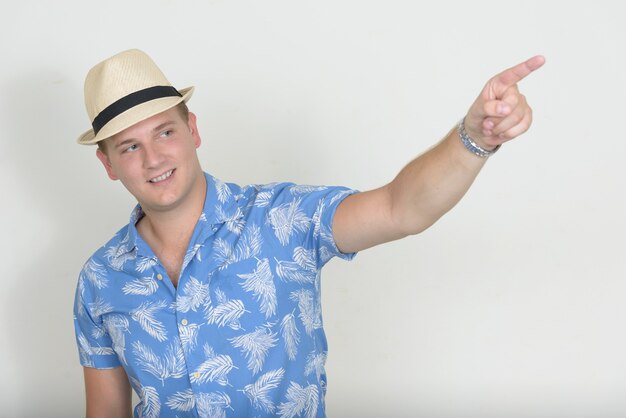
[497,104,510,115]
[485,120,494,129]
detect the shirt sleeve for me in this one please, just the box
[312,186,359,266]
[73,260,121,369]
[277,184,359,268]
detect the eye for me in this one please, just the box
[160,129,173,138]
[124,144,139,153]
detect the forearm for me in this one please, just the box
[387,125,488,235]
[333,56,543,253]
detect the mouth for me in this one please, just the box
[148,169,174,183]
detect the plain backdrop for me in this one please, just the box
[1,1,625,417]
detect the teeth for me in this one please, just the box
[149,169,173,183]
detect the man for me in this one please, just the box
[74,49,544,417]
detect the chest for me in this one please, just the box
[101,251,325,407]
[138,228,190,288]
[91,213,333,417]
[153,247,185,287]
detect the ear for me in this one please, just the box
[96,148,119,180]
[187,112,202,148]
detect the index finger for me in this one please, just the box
[495,55,545,89]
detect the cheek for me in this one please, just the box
[110,158,143,183]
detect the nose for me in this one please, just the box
[142,142,164,169]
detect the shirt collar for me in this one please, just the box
[119,172,244,259]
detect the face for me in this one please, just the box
[96,107,204,215]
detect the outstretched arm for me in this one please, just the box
[333,56,545,254]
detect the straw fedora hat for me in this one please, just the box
[77,49,194,145]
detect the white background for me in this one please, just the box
[1,1,625,417]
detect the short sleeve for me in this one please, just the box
[73,262,121,369]
[267,184,358,268]
[311,186,359,266]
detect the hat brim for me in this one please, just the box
[77,86,194,145]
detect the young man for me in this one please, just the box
[74,49,544,417]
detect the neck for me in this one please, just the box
[141,173,206,238]
[136,172,207,284]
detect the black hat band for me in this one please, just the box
[92,85,182,135]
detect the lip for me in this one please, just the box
[148,168,175,184]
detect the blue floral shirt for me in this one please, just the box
[73,173,357,418]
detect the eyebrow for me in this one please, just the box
[152,120,176,133]
[113,120,177,150]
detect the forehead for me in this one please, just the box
[105,107,184,146]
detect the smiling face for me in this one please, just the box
[96,107,205,215]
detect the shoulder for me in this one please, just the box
[92,223,134,264]
[77,223,134,289]
[243,181,355,210]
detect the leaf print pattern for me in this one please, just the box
[183,244,204,271]
[76,278,87,317]
[293,247,316,271]
[304,351,327,380]
[275,260,313,285]
[280,313,300,361]
[132,339,186,385]
[254,191,274,208]
[276,247,317,284]
[166,390,235,417]
[318,235,337,266]
[89,297,113,318]
[105,230,137,271]
[214,178,232,203]
[76,332,114,366]
[267,199,311,246]
[216,204,245,235]
[129,377,162,418]
[319,246,334,266]
[122,276,159,296]
[276,382,319,418]
[196,392,232,418]
[289,185,328,195]
[238,258,277,319]
[179,322,200,354]
[289,290,322,336]
[212,239,233,268]
[76,333,94,366]
[166,389,195,411]
[73,174,358,418]
[136,257,158,273]
[177,276,209,313]
[311,199,338,265]
[205,289,247,330]
[81,258,108,289]
[213,224,263,269]
[328,188,353,207]
[242,368,285,413]
[131,300,168,342]
[191,344,235,386]
[91,346,115,355]
[136,385,161,418]
[103,314,130,365]
[229,323,278,375]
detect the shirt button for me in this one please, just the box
[181,319,188,326]
[193,372,201,379]
[156,274,163,280]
